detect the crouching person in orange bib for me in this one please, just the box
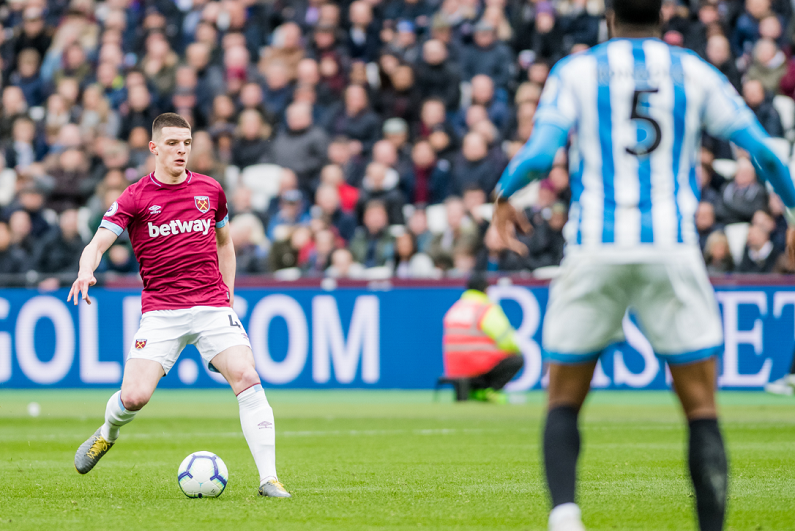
[442,274,524,403]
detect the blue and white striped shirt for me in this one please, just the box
[535,38,755,249]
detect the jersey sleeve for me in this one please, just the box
[99,187,136,236]
[533,59,577,131]
[701,64,756,139]
[215,185,229,228]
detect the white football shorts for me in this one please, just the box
[127,306,252,374]
[542,246,724,365]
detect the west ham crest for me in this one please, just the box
[194,196,210,213]
[135,339,147,349]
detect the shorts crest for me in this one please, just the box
[194,196,210,213]
[135,339,147,349]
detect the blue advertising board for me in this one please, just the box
[0,283,793,390]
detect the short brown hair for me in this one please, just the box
[152,113,191,139]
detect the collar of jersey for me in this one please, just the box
[149,170,193,189]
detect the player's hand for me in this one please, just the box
[491,198,532,256]
[67,272,97,305]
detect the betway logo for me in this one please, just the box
[148,219,212,237]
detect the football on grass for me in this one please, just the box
[177,451,228,498]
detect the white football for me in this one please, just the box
[177,451,229,498]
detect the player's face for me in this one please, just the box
[151,127,192,176]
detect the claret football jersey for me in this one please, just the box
[100,171,231,313]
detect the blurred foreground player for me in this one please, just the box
[491,0,795,529]
[442,274,524,403]
[67,113,291,498]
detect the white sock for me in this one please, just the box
[100,391,138,443]
[237,384,278,484]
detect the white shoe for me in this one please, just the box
[549,503,586,531]
[765,375,795,396]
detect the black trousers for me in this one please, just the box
[469,355,525,391]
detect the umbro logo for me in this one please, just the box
[149,205,162,215]
[258,421,273,429]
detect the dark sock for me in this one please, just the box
[543,406,580,507]
[688,418,728,531]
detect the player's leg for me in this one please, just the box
[193,307,290,497]
[632,253,726,531]
[669,358,726,531]
[544,361,597,531]
[75,310,187,474]
[541,258,629,531]
[468,355,525,403]
[208,345,290,498]
[75,359,165,474]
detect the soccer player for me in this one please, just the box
[490,1,795,530]
[67,113,291,498]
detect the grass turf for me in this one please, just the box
[1,390,794,530]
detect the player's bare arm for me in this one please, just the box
[216,222,236,309]
[67,228,118,305]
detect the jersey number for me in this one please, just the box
[626,88,661,156]
[228,315,241,328]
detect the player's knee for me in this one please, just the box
[121,389,152,411]
[240,368,261,389]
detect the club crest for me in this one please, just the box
[194,196,210,213]
[135,339,147,349]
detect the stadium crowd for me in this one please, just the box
[1,0,795,282]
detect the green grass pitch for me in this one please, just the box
[1,389,794,530]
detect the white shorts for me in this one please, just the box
[542,247,724,365]
[127,306,252,374]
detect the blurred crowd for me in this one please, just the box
[0,0,794,282]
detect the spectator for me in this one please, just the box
[411,140,451,204]
[119,83,159,140]
[356,162,406,225]
[526,202,567,270]
[738,223,780,273]
[314,185,357,242]
[428,196,479,270]
[460,75,510,134]
[229,213,269,274]
[742,79,784,137]
[320,164,359,213]
[231,109,272,170]
[376,63,422,125]
[477,224,531,272]
[706,35,742,92]
[324,85,382,155]
[450,132,498,196]
[305,229,337,275]
[696,202,720,251]
[327,247,366,278]
[732,0,779,59]
[5,117,37,171]
[532,2,565,64]
[34,208,84,274]
[11,48,46,107]
[0,221,28,274]
[415,39,461,112]
[349,200,396,268]
[346,1,381,63]
[272,102,330,193]
[394,230,436,278]
[746,39,787,94]
[261,60,293,120]
[0,86,29,140]
[715,157,768,224]
[259,23,305,82]
[10,7,52,74]
[267,190,311,241]
[407,207,434,253]
[462,20,513,91]
[270,225,314,271]
[703,231,735,274]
